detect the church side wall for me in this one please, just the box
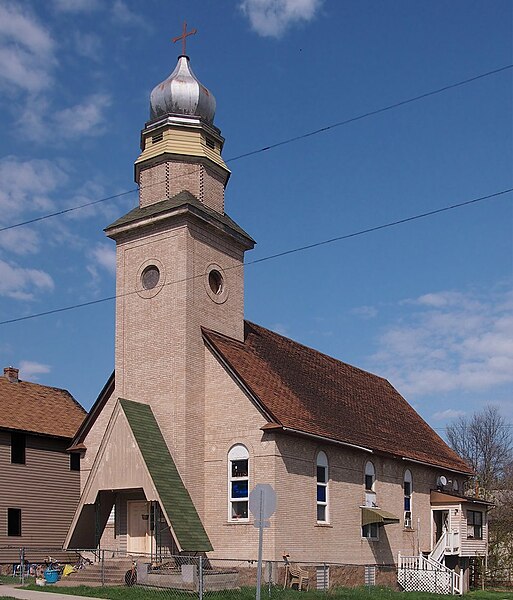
[272,436,437,565]
[202,351,455,566]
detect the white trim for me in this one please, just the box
[228,444,249,522]
[401,456,472,476]
[316,451,329,524]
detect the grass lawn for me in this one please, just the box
[18,584,513,600]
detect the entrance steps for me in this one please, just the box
[55,558,133,587]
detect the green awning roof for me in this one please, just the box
[120,398,213,552]
[362,507,400,526]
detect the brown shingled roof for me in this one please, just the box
[203,321,472,474]
[0,375,86,439]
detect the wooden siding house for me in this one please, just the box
[0,367,86,564]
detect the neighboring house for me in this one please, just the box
[0,366,86,564]
[64,54,489,594]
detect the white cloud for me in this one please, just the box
[240,0,323,38]
[19,360,51,381]
[19,93,111,142]
[111,1,149,29]
[90,242,116,274]
[369,287,513,397]
[52,0,100,12]
[432,408,466,421]
[0,258,54,300]
[0,228,40,255]
[0,157,66,219]
[351,305,378,319]
[55,93,111,137]
[73,31,102,61]
[0,3,55,93]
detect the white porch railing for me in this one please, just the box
[430,531,460,563]
[398,552,461,595]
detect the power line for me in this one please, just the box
[0,63,511,234]
[0,186,510,327]
[225,64,513,162]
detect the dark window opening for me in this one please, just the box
[205,137,216,150]
[70,453,80,471]
[11,432,26,464]
[467,510,483,539]
[8,508,21,537]
[152,132,163,143]
[365,474,374,491]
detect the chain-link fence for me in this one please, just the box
[1,547,399,598]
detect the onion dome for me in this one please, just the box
[149,55,216,124]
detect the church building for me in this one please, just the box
[65,48,489,593]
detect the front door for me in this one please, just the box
[127,500,150,554]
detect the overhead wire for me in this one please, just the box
[0,186,510,326]
[0,63,511,234]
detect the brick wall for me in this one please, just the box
[138,160,225,213]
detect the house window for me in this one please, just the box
[316,451,329,523]
[7,508,21,536]
[467,510,483,539]
[362,522,379,540]
[364,461,376,507]
[404,469,413,528]
[11,432,25,464]
[70,453,80,471]
[228,445,249,521]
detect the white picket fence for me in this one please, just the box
[398,552,462,595]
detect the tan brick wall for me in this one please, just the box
[111,211,245,519]
[138,160,225,213]
[200,357,447,565]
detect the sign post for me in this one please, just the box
[249,484,276,600]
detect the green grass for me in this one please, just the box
[18,584,513,600]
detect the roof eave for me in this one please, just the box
[261,423,374,454]
[401,455,474,477]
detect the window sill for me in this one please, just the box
[315,523,333,528]
[403,527,415,532]
[225,520,251,526]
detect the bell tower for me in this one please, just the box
[104,47,254,514]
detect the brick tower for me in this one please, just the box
[104,54,254,516]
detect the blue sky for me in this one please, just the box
[0,0,511,435]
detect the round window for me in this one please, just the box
[208,269,223,295]
[141,265,160,290]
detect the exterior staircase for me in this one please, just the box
[398,532,462,595]
[55,558,134,587]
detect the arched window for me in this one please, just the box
[362,461,378,540]
[452,479,459,492]
[228,445,249,521]
[364,461,376,506]
[404,469,412,528]
[316,451,329,523]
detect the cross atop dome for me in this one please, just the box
[172,21,197,57]
[149,33,216,123]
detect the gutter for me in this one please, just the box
[263,423,373,454]
[401,455,474,477]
